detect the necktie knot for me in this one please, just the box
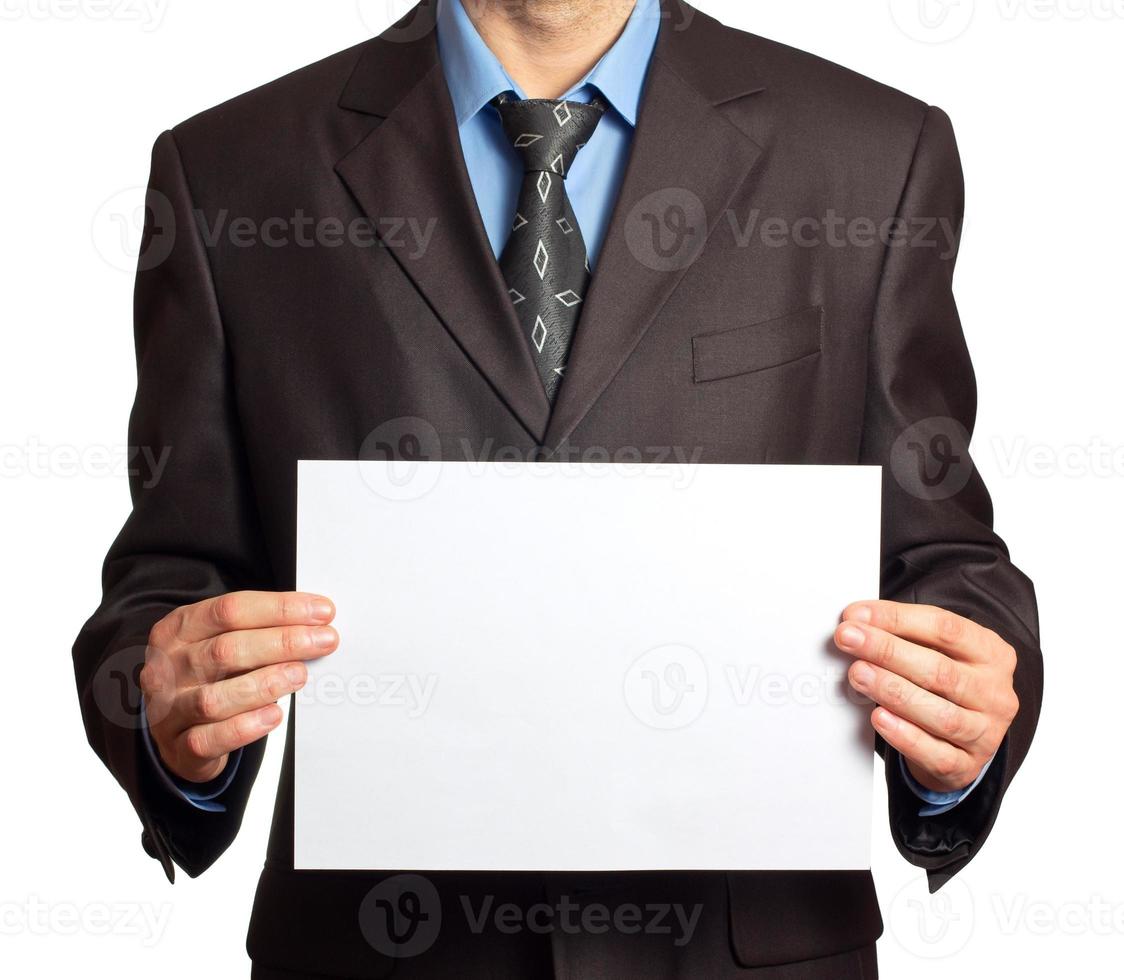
[493,95,605,177]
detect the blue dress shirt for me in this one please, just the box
[144,0,982,818]
[437,0,660,265]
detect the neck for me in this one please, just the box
[464,0,637,99]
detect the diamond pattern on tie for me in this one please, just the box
[533,240,549,279]
[536,171,552,203]
[492,95,605,404]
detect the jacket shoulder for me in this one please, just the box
[699,11,936,147]
[169,39,371,156]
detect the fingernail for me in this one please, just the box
[874,708,898,731]
[838,625,865,650]
[311,626,338,651]
[284,664,306,685]
[850,605,873,624]
[851,661,875,686]
[260,705,283,728]
[310,597,334,620]
[310,598,335,622]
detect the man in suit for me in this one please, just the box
[74,0,1042,976]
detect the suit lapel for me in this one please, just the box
[542,0,767,452]
[335,2,552,443]
[335,0,767,449]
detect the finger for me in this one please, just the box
[842,600,997,663]
[165,591,335,644]
[178,703,284,766]
[835,621,989,710]
[847,659,990,750]
[185,624,338,682]
[869,707,979,793]
[177,662,308,726]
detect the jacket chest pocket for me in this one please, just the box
[692,306,824,383]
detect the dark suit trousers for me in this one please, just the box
[246,871,877,979]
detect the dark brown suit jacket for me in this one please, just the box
[74,1,1043,976]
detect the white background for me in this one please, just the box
[1,0,1121,976]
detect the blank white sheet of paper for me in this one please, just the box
[295,461,881,872]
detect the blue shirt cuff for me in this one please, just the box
[899,751,995,817]
[139,695,241,812]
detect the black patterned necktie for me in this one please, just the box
[493,94,605,404]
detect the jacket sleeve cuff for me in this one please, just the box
[899,751,997,817]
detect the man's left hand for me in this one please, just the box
[835,600,1020,794]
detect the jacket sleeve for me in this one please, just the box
[72,130,275,882]
[860,106,1044,891]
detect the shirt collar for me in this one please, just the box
[436,0,659,128]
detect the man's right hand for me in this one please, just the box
[139,591,338,784]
